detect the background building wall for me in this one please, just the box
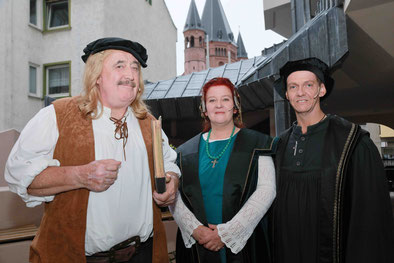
[361,123,382,156]
[0,0,177,132]
[104,0,177,83]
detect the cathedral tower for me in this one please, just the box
[184,0,206,75]
[237,32,248,60]
[201,0,237,68]
[183,0,248,74]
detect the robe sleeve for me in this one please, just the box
[4,105,60,207]
[161,129,181,177]
[169,191,203,247]
[344,135,394,262]
[217,156,276,253]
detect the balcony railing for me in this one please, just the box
[383,159,394,167]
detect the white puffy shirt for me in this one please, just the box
[4,105,180,255]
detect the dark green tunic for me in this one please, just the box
[274,115,394,263]
[199,134,238,263]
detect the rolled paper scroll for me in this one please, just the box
[152,116,166,193]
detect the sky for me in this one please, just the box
[164,0,287,75]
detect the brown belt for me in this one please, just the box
[86,236,146,263]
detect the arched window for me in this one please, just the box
[190,36,195,47]
[185,37,189,49]
[219,62,224,66]
[224,48,227,57]
[199,36,202,47]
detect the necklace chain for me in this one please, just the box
[205,126,236,166]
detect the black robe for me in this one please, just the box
[273,115,394,263]
[176,129,277,263]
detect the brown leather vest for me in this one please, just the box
[29,97,168,263]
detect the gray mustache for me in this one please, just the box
[117,80,136,87]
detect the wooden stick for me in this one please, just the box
[152,116,166,193]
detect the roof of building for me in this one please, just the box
[144,55,267,101]
[184,0,203,32]
[143,55,271,120]
[201,0,235,44]
[237,32,248,58]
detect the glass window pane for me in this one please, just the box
[29,66,37,94]
[47,1,68,28]
[30,0,37,25]
[48,66,69,95]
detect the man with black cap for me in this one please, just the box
[272,58,394,263]
[5,37,180,263]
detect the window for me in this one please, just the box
[146,0,152,5]
[46,0,69,29]
[29,65,38,96]
[190,36,195,47]
[45,63,70,97]
[185,37,189,48]
[30,0,37,25]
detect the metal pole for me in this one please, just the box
[206,34,210,69]
[274,88,292,135]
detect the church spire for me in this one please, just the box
[201,0,235,44]
[237,32,248,59]
[184,0,203,32]
[183,0,206,75]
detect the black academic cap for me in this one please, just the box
[274,57,334,100]
[81,37,148,67]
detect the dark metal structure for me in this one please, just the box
[240,1,348,134]
[145,1,348,137]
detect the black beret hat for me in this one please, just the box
[81,37,148,67]
[274,57,334,100]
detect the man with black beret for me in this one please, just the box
[272,57,394,263]
[5,37,180,263]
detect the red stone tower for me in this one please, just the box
[184,0,206,75]
[183,0,249,75]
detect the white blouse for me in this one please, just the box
[170,138,276,254]
[5,104,180,255]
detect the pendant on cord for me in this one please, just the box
[211,159,218,168]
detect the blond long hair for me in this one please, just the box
[78,50,149,119]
